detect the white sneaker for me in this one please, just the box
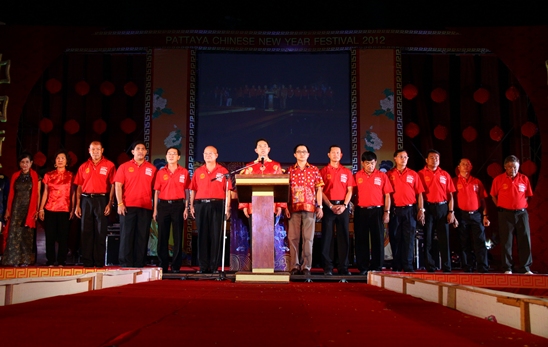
[504,271,512,274]
[525,271,533,275]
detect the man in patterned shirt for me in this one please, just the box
[285,144,324,276]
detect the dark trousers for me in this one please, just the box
[424,203,451,271]
[321,206,350,272]
[388,205,416,271]
[195,201,223,272]
[354,207,384,272]
[80,195,109,267]
[498,209,532,273]
[44,210,70,265]
[457,211,488,272]
[157,199,185,272]
[119,207,152,267]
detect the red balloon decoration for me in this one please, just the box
[39,118,54,133]
[75,80,90,96]
[430,88,447,103]
[93,119,107,134]
[489,125,504,142]
[462,126,478,142]
[473,88,490,104]
[46,78,62,94]
[487,162,503,178]
[505,86,519,101]
[120,118,137,134]
[521,121,538,138]
[33,151,47,167]
[117,152,130,166]
[100,81,115,96]
[402,84,418,100]
[434,124,448,140]
[124,82,138,97]
[521,160,537,177]
[64,119,80,135]
[404,122,420,138]
[67,151,78,167]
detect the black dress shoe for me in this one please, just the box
[338,270,352,276]
[324,270,333,276]
[302,269,311,276]
[171,269,180,273]
[212,270,219,274]
[290,268,300,275]
[403,268,415,273]
[427,268,435,273]
[358,270,368,276]
[196,270,204,274]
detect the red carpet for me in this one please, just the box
[0,280,546,346]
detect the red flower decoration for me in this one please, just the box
[64,119,80,135]
[68,151,78,167]
[117,152,130,165]
[489,126,504,142]
[434,124,448,140]
[521,121,538,138]
[487,162,503,178]
[505,86,519,101]
[430,88,447,103]
[33,152,47,167]
[120,118,137,134]
[75,80,90,96]
[39,118,54,133]
[124,82,138,97]
[46,78,62,94]
[521,160,537,177]
[404,122,420,138]
[403,84,418,100]
[100,81,115,96]
[462,126,477,142]
[93,119,107,134]
[473,88,490,104]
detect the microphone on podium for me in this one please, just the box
[260,156,265,166]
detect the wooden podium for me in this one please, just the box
[235,174,289,283]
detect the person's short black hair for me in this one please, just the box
[504,155,520,165]
[393,149,407,157]
[328,145,341,153]
[18,152,33,163]
[53,149,71,167]
[361,151,377,162]
[166,146,181,156]
[255,138,269,147]
[294,144,309,154]
[426,149,440,157]
[130,140,146,151]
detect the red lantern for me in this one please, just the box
[473,88,490,104]
[489,125,504,142]
[117,152,130,166]
[462,126,478,142]
[521,160,537,177]
[521,121,538,138]
[120,118,137,134]
[33,152,47,167]
[39,118,54,133]
[64,119,80,135]
[505,86,519,101]
[404,122,420,138]
[46,78,62,94]
[430,88,447,103]
[124,82,138,97]
[403,84,418,100]
[67,151,78,168]
[93,119,107,134]
[75,80,90,96]
[434,124,448,140]
[487,162,503,178]
[100,81,115,96]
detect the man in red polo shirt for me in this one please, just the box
[189,145,232,274]
[114,141,157,268]
[354,151,393,274]
[285,144,324,276]
[74,141,116,267]
[153,147,189,273]
[453,158,490,273]
[320,145,355,276]
[387,149,425,273]
[490,155,533,274]
[418,149,456,272]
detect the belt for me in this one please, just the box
[426,201,447,205]
[394,204,413,208]
[196,199,223,203]
[160,198,185,204]
[329,200,344,205]
[498,207,526,213]
[357,205,381,209]
[462,210,479,214]
[81,193,107,198]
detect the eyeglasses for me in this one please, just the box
[295,150,308,154]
